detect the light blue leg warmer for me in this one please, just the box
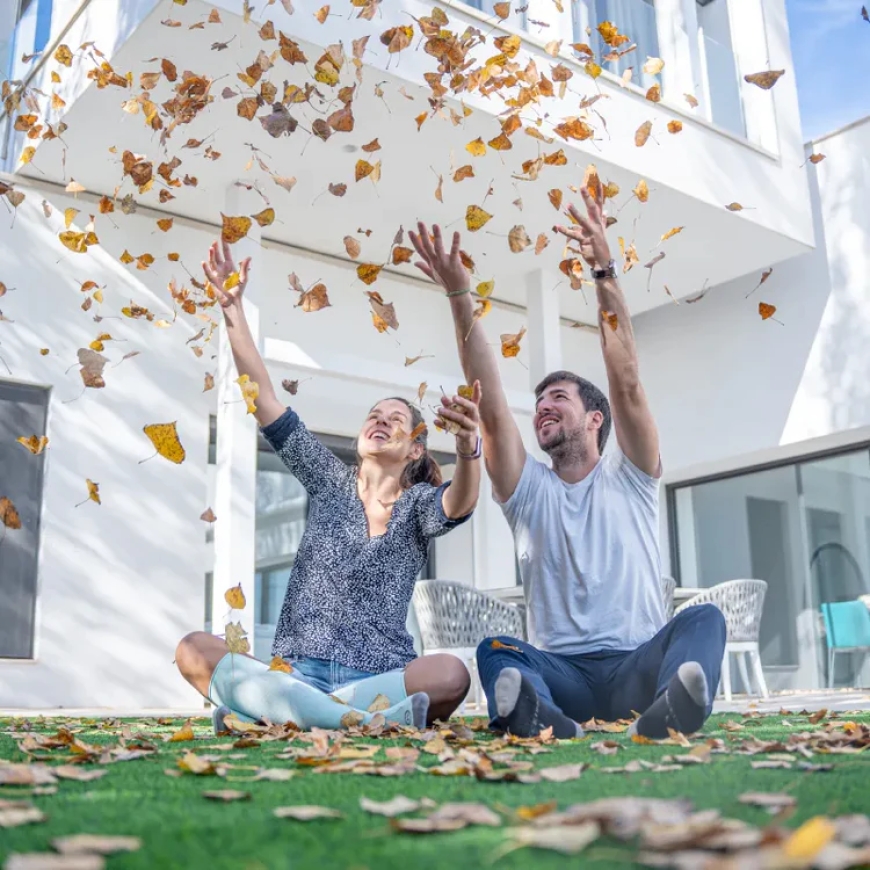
[209,654,426,730]
[331,669,408,711]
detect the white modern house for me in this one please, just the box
[0,0,866,709]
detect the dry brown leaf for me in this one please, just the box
[202,790,250,801]
[508,225,531,253]
[274,806,343,821]
[635,120,653,147]
[359,796,420,817]
[510,822,600,854]
[744,70,785,89]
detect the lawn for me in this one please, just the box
[1,711,869,870]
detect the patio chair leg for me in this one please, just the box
[721,650,732,702]
[828,649,835,690]
[737,651,752,696]
[749,646,769,699]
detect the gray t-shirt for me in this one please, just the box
[499,450,665,656]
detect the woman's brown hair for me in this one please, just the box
[378,397,442,490]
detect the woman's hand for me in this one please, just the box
[437,380,482,456]
[409,222,471,295]
[202,240,252,313]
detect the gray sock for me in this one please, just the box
[629,661,710,739]
[493,667,582,739]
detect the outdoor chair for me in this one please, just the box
[661,575,676,621]
[412,579,525,712]
[675,579,769,701]
[821,601,870,688]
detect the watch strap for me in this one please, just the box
[591,259,617,280]
[456,435,482,460]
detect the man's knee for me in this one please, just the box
[680,604,727,640]
[175,631,211,676]
[476,635,524,666]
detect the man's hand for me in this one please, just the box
[553,187,612,270]
[409,223,471,294]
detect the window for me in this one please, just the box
[669,444,870,690]
[580,0,660,86]
[0,380,50,658]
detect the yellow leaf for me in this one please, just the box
[17,435,49,455]
[251,207,275,227]
[236,374,259,414]
[169,720,195,742]
[54,44,73,67]
[465,137,487,157]
[476,280,494,298]
[633,180,649,203]
[143,422,186,464]
[86,479,101,505]
[783,817,836,860]
[500,326,526,358]
[357,263,382,286]
[585,60,602,79]
[223,272,240,290]
[645,83,661,103]
[465,205,492,232]
[660,226,684,242]
[224,584,246,610]
[0,497,22,530]
[20,146,36,164]
[221,214,252,244]
[725,202,744,211]
[225,622,250,655]
[355,159,375,182]
[367,694,391,713]
[157,218,174,232]
[269,656,293,673]
[63,208,79,229]
[58,230,99,253]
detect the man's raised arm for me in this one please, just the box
[409,223,526,503]
[555,186,660,477]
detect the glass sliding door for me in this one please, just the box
[670,444,870,693]
[799,451,870,688]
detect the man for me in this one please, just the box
[408,185,726,739]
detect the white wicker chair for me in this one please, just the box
[661,575,676,621]
[674,579,769,701]
[412,580,525,711]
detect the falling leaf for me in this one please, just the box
[224,621,250,655]
[508,226,531,253]
[355,160,375,182]
[314,4,330,22]
[392,246,413,265]
[221,214,252,244]
[274,806,343,821]
[759,302,778,321]
[465,137,487,157]
[142,422,186,464]
[236,375,259,414]
[282,379,302,395]
[54,44,73,66]
[534,234,549,255]
[0,497,22,530]
[200,508,216,523]
[667,120,683,134]
[500,327,526,358]
[58,230,99,254]
[77,479,101,507]
[633,179,649,203]
[660,226,683,242]
[453,165,474,183]
[465,205,492,232]
[645,83,661,103]
[17,436,49,455]
[684,93,699,108]
[78,348,108,388]
[367,291,398,331]
[248,208,274,230]
[745,70,785,89]
[225,584,246,610]
[807,153,826,164]
[355,262,384,288]
[583,164,602,201]
[434,175,443,202]
[642,56,664,75]
[635,121,652,147]
[328,183,347,197]
[725,202,744,211]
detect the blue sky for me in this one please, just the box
[785,0,869,141]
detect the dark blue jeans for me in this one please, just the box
[476,604,727,723]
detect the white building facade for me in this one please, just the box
[1,0,863,709]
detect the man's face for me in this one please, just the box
[533,381,589,453]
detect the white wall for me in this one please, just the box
[0,187,210,708]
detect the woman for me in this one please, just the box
[175,241,482,731]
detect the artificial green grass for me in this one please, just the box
[2,713,869,870]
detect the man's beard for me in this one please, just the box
[541,427,588,467]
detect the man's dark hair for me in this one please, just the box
[534,371,612,454]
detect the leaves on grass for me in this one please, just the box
[360,795,421,817]
[202,790,251,801]
[274,806,343,821]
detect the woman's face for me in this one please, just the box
[357,399,423,463]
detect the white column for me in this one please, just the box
[526,269,563,389]
[210,184,262,644]
[656,0,703,109]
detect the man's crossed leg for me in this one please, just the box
[477,604,727,739]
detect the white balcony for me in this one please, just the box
[2,0,814,324]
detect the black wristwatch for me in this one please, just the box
[591,260,617,280]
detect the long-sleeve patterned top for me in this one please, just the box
[261,408,472,673]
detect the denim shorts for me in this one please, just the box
[287,657,376,694]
